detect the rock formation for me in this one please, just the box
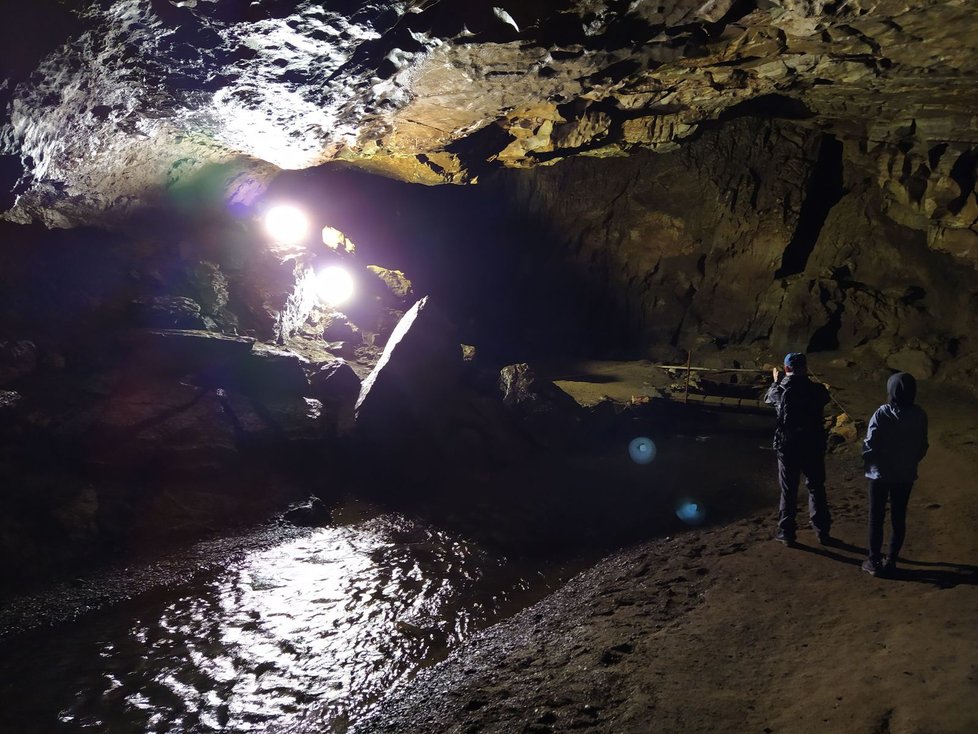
[1,0,978,578]
[1,0,975,232]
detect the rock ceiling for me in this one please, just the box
[1,0,976,227]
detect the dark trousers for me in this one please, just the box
[777,442,830,538]
[867,479,913,562]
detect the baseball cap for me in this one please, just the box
[784,352,807,369]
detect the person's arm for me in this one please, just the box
[862,408,882,465]
[764,368,783,407]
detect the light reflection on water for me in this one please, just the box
[1,511,531,733]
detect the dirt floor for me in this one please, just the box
[351,353,978,734]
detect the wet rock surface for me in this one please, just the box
[1,1,976,229]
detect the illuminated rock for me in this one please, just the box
[0,0,975,230]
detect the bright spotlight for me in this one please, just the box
[316,266,355,306]
[675,498,706,526]
[264,204,310,244]
[628,436,657,465]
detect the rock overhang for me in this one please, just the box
[0,0,976,229]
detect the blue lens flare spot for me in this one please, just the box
[628,437,657,465]
[675,499,706,525]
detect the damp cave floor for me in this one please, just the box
[348,353,978,734]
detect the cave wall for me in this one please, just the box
[481,118,820,356]
[476,118,978,376]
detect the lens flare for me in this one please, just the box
[316,266,355,306]
[675,498,706,525]
[628,437,657,464]
[264,204,310,244]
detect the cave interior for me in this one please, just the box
[1,1,978,731]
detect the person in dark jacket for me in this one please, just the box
[764,352,832,546]
[861,372,929,576]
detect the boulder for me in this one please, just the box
[283,495,331,527]
[355,297,462,449]
[124,330,311,396]
[124,329,256,377]
[218,390,324,447]
[498,363,583,450]
[828,412,860,444]
[885,349,937,380]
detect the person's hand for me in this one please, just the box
[772,367,782,383]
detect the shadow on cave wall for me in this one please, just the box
[778,134,845,280]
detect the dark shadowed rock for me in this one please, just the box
[125,329,256,376]
[499,363,584,450]
[185,260,230,316]
[355,297,462,451]
[236,344,311,397]
[283,495,331,527]
[310,359,362,438]
[218,390,323,447]
[48,484,100,542]
[86,381,238,474]
[130,296,207,330]
[310,359,362,403]
[0,340,37,385]
[322,316,358,343]
[123,330,311,396]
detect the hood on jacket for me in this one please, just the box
[887,372,917,408]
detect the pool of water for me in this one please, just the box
[0,505,551,733]
[0,409,776,733]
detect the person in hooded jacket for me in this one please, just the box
[764,352,832,546]
[861,372,929,576]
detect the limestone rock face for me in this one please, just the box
[462,115,978,368]
[2,1,977,227]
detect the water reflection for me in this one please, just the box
[1,510,530,733]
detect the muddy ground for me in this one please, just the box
[350,354,978,734]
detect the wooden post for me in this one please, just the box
[684,350,691,405]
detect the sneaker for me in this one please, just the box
[816,531,832,546]
[882,556,897,573]
[775,531,797,547]
[861,558,882,576]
